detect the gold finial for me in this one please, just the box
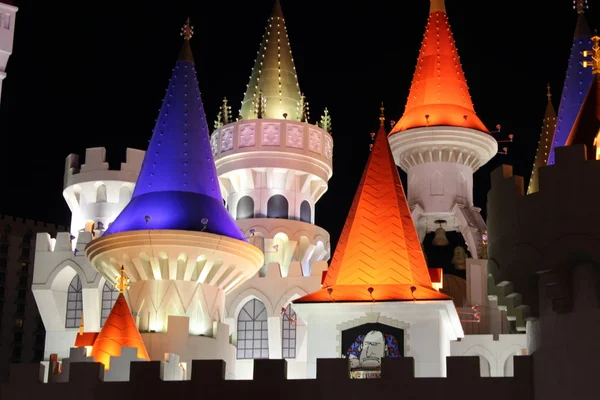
[78,312,84,335]
[181,17,194,40]
[574,0,588,14]
[379,102,385,126]
[114,266,130,294]
[583,33,600,74]
[546,83,552,101]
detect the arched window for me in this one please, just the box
[237,299,269,359]
[300,200,311,223]
[96,184,107,203]
[237,196,255,220]
[267,195,288,219]
[65,275,83,328]
[101,282,119,326]
[282,305,297,359]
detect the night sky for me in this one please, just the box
[0,1,598,251]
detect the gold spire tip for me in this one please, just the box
[379,102,385,126]
[546,83,552,100]
[181,17,194,40]
[574,0,588,15]
[430,0,446,14]
[115,266,130,294]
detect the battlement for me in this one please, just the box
[34,231,92,254]
[487,144,600,316]
[0,214,66,233]
[5,356,532,399]
[64,147,145,189]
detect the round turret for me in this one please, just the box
[63,147,145,239]
[211,118,332,276]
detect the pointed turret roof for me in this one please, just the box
[91,268,149,370]
[528,84,557,194]
[239,0,302,120]
[548,3,593,165]
[90,294,150,369]
[104,20,246,241]
[389,0,487,134]
[295,107,450,303]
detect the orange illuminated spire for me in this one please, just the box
[295,107,450,303]
[389,0,488,134]
[90,267,149,369]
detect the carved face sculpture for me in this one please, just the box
[359,330,385,368]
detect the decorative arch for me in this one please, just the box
[267,194,289,219]
[300,200,311,223]
[228,288,275,319]
[275,287,308,314]
[119,185,133,204]
[48,260,87,292]
[499,344,526,377]
[237,196,255,220]
[335,313,410,357]
[459,344,496,377]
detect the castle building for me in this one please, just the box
[8,0,599,397]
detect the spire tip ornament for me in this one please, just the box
[181,17,194,40]
[583,33,600,74]
[379,102,385,127]
[574,0,588,14]
[115,266,130,294]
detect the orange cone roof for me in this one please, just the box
[90,294,149,369]
[295,119,450,303]
[389,0,488,134]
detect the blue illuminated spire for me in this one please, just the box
[548,4,593,165]
[104,19,246,241]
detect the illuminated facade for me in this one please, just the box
[22,0,600,396]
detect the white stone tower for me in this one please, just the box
[0,0,16,101]
[387,0,497,258]
[211,0,333,278]
[32,147,143,358]
[84,20,263,379]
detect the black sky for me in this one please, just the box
[0,1,597,250]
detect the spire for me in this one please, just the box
[548,3,593,165]
[527,84,557,194]
[379,102,385,127]
[90,294,150,370]
[295,111,450,303]
[239,0,302,120]
[389,0,488,134]
[103,20,246,241]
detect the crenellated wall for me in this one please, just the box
[63,147,144,238]
[5,356,533,399]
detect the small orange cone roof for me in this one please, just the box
[390,0,487,134]
[90,294,149,369]
[295,119,450,303]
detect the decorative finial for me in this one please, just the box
[379,102,385,126]
[181,17,194,40]
[78,312,84,335]
[583,33,600,74]
[574,0,588,14]
[546,83,552,101]
[114,266,130,294]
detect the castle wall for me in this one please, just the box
[5,356,533,399]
